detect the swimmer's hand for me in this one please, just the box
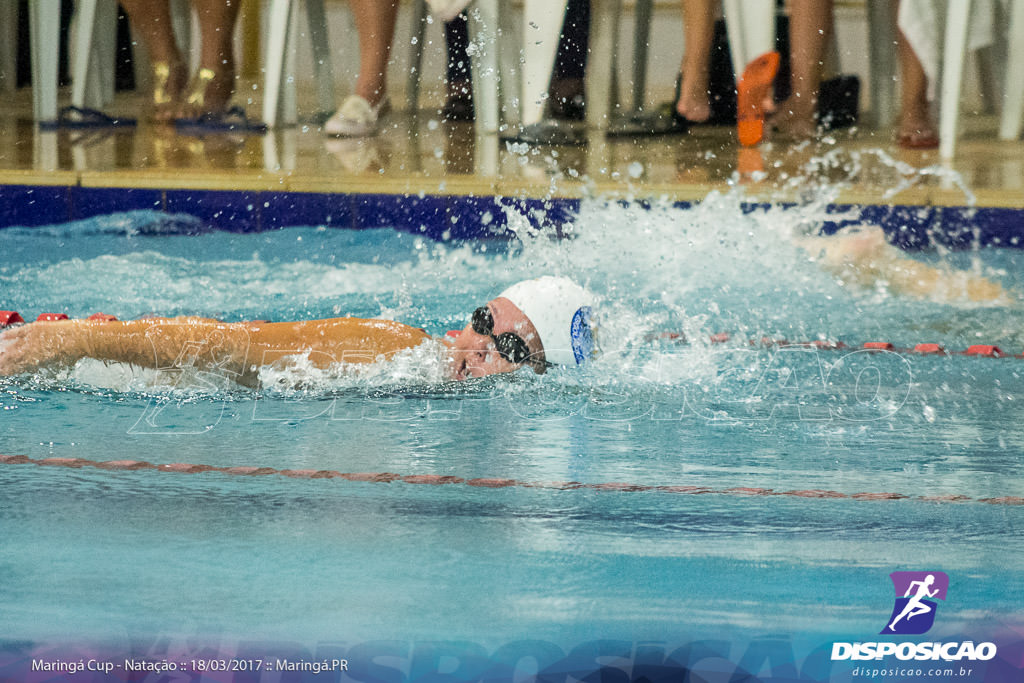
[0,323,74,375]
[798,225,1010,303]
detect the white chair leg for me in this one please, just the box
[29,0,62,122]
[0,1,17,94]
[866,0,898,128]
[72,0,112,110]
[306,0,336,119]
[407,0,428,114]
[469,0,502,133]
[282,2,300,125]
[722,0,774,77]
[262,0,295,128]
[939,0,972,159]
[585,0,620,130]
[95,0,117,105]
[520,0,568,127]
[170,0,192,62]
[999,0,1024,140]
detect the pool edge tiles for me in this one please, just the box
[0,181,1023,247]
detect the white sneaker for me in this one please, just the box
[323,95,390,137]
[426,0,473,22]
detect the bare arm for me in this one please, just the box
[798,226,1010,303]
[0,316,433,381]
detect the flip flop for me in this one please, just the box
[736,52,780,147]
[500,119,587,146]
[175,106,268,135]
[605,105,690,138]
[37,106,137,131]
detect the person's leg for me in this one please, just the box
[119,0,186,121]
[350,0,399,106]
[773,0,832,137]
[895,12,937,146]
[676,0,715,122]
[185,0,241,115]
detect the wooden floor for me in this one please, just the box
[1,88,1023,208]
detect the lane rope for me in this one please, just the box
[4,310,1020,360]
[1,454,1021,506]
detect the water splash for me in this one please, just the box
[1,172,1022,394]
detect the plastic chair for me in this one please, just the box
[397,0,503,134]
[999,0,1024,140]
[69,0,119,112]
[261,0,336,128]
[10,0,62,123]
[721,0,775,81]
[938,0,1024,156]
[0,1,17,94]
[520,0,775,131]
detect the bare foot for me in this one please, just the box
[768,98,818,140]
[676,72,710,123]
[896,111,938,149]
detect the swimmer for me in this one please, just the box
[0,276,596,386]
[0,234,1010,384]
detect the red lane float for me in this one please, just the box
[36,313,69,322]
[1,452,1020,506]
[913,343,946,354]
[87,312,118,321]
[0,310,24,327]
[965,344,1003,357]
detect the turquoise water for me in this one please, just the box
[0,196,1022,677]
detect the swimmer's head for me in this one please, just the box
[497,276,597,366]
[450,276,597,380]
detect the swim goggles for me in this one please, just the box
[471,305,550,367]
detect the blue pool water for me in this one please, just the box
[0,193,1022,679]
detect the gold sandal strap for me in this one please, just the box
[185,68,218,109]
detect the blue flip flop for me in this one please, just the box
[38,106,137,131]
[175,106,268,135]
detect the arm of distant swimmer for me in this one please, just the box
[0,317,433,380]
[797,226,1009,303]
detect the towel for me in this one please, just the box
[897,0,997,100]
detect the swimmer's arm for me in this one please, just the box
[0,318,254,377]
[798,226,1008,302]
[0,317,433,380]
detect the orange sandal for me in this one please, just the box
[737,52,780,147]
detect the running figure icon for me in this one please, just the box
[881,571,949,635]
[888,574,939,631]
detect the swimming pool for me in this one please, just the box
[0,190,1022,681]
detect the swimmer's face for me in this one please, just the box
[449,297,546,380]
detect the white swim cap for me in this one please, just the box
[497,276,597,366]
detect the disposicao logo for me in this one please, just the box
[881,571,948,635]
[831,571,998,663]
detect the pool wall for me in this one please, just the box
[2,183,1024,249]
